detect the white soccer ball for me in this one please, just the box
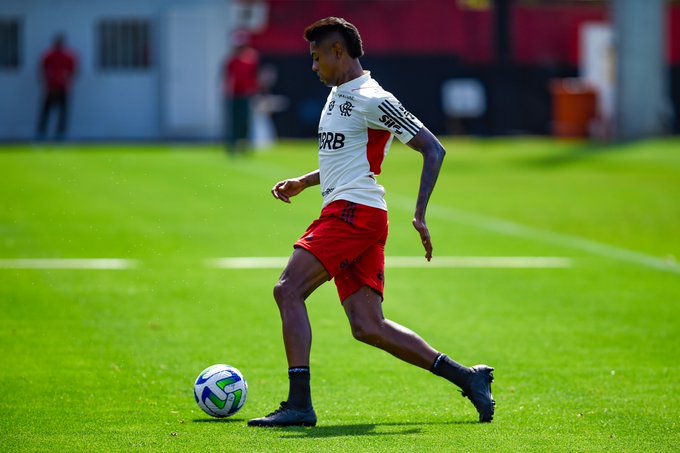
[193,364,248,417]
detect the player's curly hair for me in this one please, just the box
[303,17,364,59]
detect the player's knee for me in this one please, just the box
[350,319,382,345]
[273,280,287,307]
[273,279,299,309]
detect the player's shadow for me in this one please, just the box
[278,420,477,439]
[279,423,416,439]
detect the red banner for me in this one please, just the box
[249,0,679,65]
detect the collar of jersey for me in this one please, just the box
[335,70,371,92]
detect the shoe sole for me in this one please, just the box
[247,420,316,428]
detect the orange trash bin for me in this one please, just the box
[550,78,598,138]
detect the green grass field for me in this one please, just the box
[1,138,679,452]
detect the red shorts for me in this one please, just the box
[294,200,388,302]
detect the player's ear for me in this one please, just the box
[331,41,344,59]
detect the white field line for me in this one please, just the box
[209,257,288,269]
[0,259,137,270]
[207,256,572,269]
[389,196,680,275]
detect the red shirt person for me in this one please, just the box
[224,45,259,98]
[37,34,78,140]
[222,31,259,153]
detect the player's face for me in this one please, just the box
[309,39,340,87]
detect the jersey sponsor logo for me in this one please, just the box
[321,187,335,197]
[377,100,420,136]
[378,115,403,135]
[327,100,335,115]
[339,101,354,117]
[318,131,346,150]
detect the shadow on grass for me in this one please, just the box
[277,420,478,439]
[192,417,245,424]
[190,418,479,438]
[521,141,637,169]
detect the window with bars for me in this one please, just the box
[0,18,21,69]
[97,19,151,70]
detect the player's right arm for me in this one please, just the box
[271,170,320,203]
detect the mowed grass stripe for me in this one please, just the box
[0,256,572,270]
[208,256,572,269]
[1,140,679,452]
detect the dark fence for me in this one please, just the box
[263,54,679,138]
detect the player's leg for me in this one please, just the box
[223,97,233,153]
[36,94,51,139]
[336,230,439,369]
[274,247,329,368]
[342,286,438,368]
[56,92,68,140]
[342,287,495,422]
[232,97,249,152]
[248,248,328,428]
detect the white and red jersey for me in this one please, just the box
[317,71,423,211]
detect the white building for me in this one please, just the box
[0,0,266,141]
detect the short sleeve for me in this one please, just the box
[366,94,424,144]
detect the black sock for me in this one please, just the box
[287,367,312,410]
[430,353,472,389]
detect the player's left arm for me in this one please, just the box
[271,169,320,203]
[405,126,446,261]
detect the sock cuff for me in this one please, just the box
[430,353,445,372]
[288,367,310,375]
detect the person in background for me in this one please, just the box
[37,34,78,141]
[223,31,260,154]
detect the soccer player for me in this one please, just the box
[247,17,494,428]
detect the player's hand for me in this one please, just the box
[412,218,433,261]
[271,178,305,203]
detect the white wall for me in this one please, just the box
[0,0,232,141]
[162,3,230,138]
